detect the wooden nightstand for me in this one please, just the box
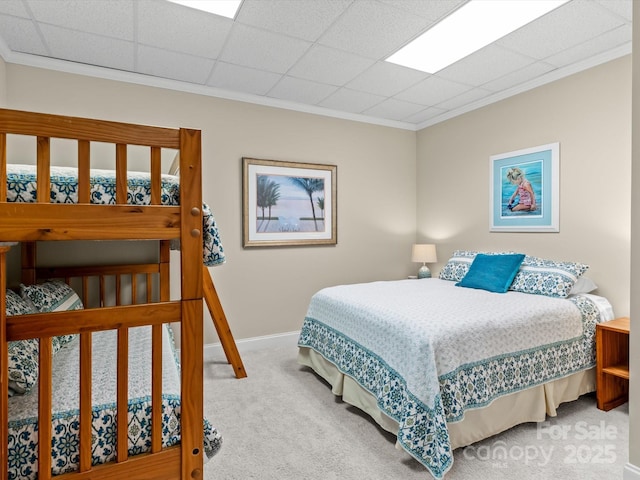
[596,317,630,411]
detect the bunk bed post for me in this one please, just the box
[0,134,6,480]
[178,128,204,480]
[0,132,6,202]
[0,245,10,480]
[21,241,37,285]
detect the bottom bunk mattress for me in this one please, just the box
[7,324,222,479]
[297,278,613,479]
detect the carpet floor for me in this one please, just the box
[203,344,629,480]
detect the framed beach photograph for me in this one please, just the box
[243,157,337,247]
[490,142,559,232]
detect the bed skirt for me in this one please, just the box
[297,346,595,451]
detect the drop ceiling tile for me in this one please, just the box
[28,0,134,40]
[0,15,48,55]
[496,0,625,60]
[137,45,213,84]
[403,106,447,124]
[236,0,351,41]
[288,45,374,86]
[0,1,30,17]
[268,76,338,105]
[318,0,429,59]
[594,0,632,21]
[40,24,134,71]
[0,0,631,128]
[435,87,493,111]
[220,23,311,74]
[437,44,536,87]
[346,61,427,97]
[379,0,466,21]
[544,24,631,68]
[137,0,233,59]
[208,62,282,95]
[482,61,556,93]
[394,75,470,106]
[363,97,426,121]
[319,88,386,114]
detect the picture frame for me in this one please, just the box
[490,142,559,232]
[243,157,337,247]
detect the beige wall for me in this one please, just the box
[628,3,639,476]
[417,56,631,318]
[3,64,417,342]
[0,56,5,106]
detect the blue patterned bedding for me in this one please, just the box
[5,164,225,266]
[7,324,222,479]
[297,278,606,479]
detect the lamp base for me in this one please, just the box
[417,265,431,279]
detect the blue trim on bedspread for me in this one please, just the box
[298,320,453,477]
[297,294,600,479]
[6,165,225,266]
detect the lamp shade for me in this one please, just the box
[411,244,437,263]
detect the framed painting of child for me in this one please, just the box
[490,143,559,232]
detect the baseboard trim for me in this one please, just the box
[203,330,300,360]
[624,462,640,480]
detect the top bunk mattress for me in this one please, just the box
[5,164,225,266]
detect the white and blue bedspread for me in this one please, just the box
[7,325,222,479]
[297,278,604,479]
[6,164,224,266]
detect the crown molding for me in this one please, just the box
[0,50,417,131]
[416,42,632,130]
[0,41,631,134]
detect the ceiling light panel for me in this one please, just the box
[386,0,568,73]
[167,0,242,19]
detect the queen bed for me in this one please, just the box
[297,250,614,479]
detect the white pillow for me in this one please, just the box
[569,276,598,295]
[168,152,180,176]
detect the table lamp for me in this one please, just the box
[411,244,437,279]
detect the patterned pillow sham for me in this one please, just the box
[510,256,589,298]
[6,288,34,316]
[8,339,39,395]
[438,250,509,282]
[5,289,39,396]
[439,250,589,298]
[20,280,83,352]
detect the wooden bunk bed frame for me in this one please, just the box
[0,108,219,479]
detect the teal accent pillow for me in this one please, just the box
[456,253,525,293]
[439,250,517,282]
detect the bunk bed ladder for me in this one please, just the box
[203,266,246,378]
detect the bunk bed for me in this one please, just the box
[0,108,222,479]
